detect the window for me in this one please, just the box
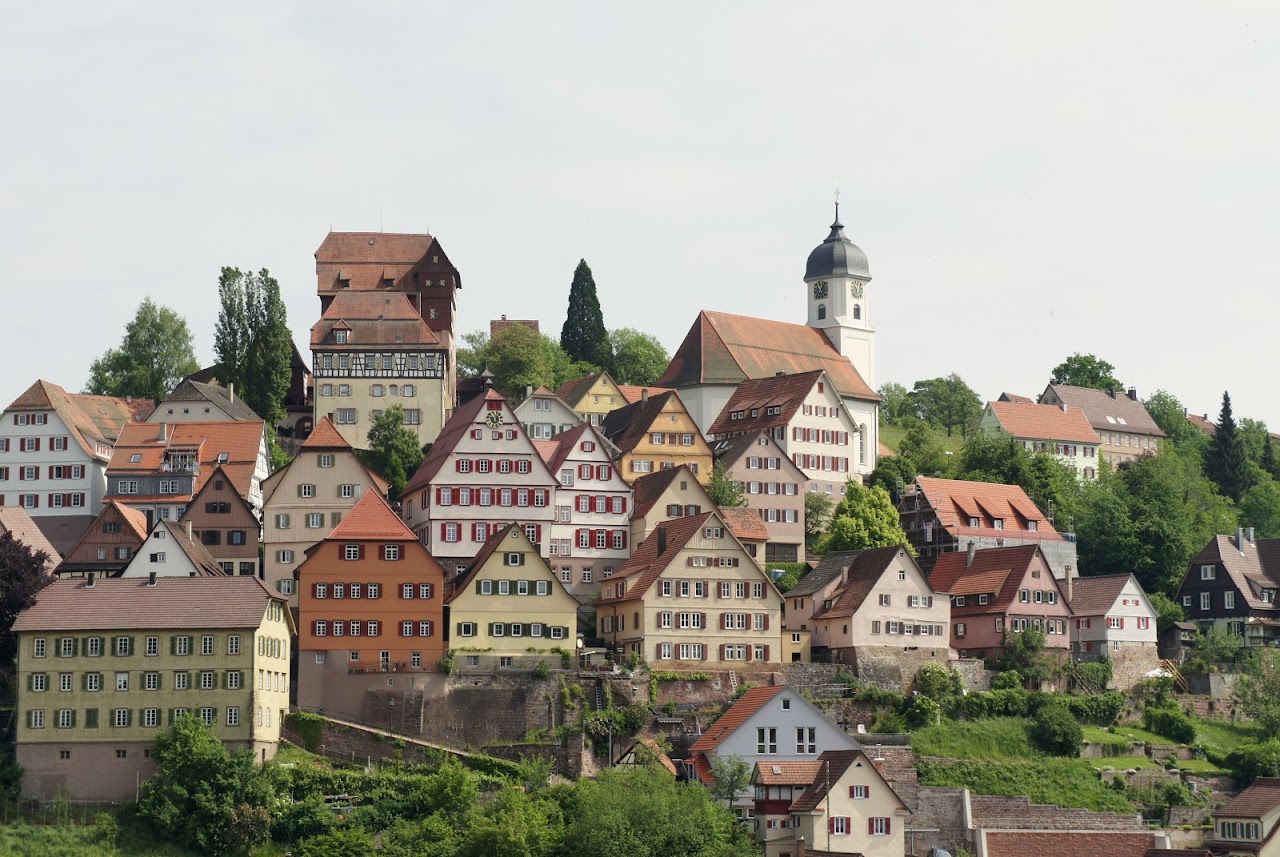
[1200,564,1216,580]
[344,544,361,561]
[756,727,778,754]
[30,710,45,729]
[795,726,816,754]
[201,636,214,656]
[113,708,130,728]
[384,545,401,561]
[145,672,159,690]
[1201,592,1212,610]
[870,817,890,836]
[115,637,131,657]
[833,816,849,835]
[851,784,869,799]
[1225,591,1236,610]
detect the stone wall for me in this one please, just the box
[908,787,974,857]
[952,658,993,691]
[1187,672,1240,697]
[848,646,952,692]
[480,736,590,779]
[1109,646,1162,691]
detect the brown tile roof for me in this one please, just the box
[596,512,717,605]
[1218,776,1280,819]
[314,231,458,292]
[301,414,352,449]
[12,575,286,632]
[631,466,700,518]
[263,417,389,502]
[811,546,914,620]
[327,489,417,541]
[1069,574,1137,617]
[55,502,150,574]
[1180,536,1280,613]
[914,477,1063,543]
[617,384,673,404]
[753,760,823,785]
[554,372,607,408]
[1042,384,1166,438]
[985,401,1100,444]
[489,318,539,338]
[150,519,228,576]
[791,750,905,814]
[720,507,769,543]
[601,390,690,454]
[783,553,848,597]
[6,380,151,461]
[158,380,262,421]
[998,392,1037,404]
[0,508,60,570]
[445,522,521,601]
[404,388,499,494]
[984,832,1154,857]
[689,685,785,754]
[877,442,895,458]
[106,420,264,501]
[310,291,440,348]
[657,311,878,402]
[1186,413,1217,435]
[944,568,1012,597]
[929,545,1063,616]
[707,370,826,436]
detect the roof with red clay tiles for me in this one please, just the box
[621,738,680,775]
[929,545,1062,615]
[595,512,719,606]
[264,418,389,501]
[720,507,769,543]
[1187,413,1217,435]
[617,384,672,404]
[752,760,824,786]
[998,392,1037,404]
[539,424,592,473]
[877,442,895,458]
[601,391,695,454]
[914,477,1062,542]
[532,439,559,465]
[985,400,1100,444]
[490,318,539,337]
[404,389,503,494]
[810,546,918,620]
[689,685,785,754]
[311,291,440,348]
[687,752,713,784]
[707,370,827,436]
[790,749,906,814]
[942,568,1012,598]
[7,380,152,460]
[984,832,1155,857]
[1069,574,1141,617]
[12,576,286,632]
[1218,776,1280,818]
[326,489,417,541]
[106,420,264,500]
[554,372,611,408]
[657,311,878,402]
[1041,384,1166,438]
[315,231,439,265]
[0,508,60,569]
[302,415,353,449]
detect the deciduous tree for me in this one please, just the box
[607,328,669,386]
[804,492,834,548]
[359,405,424,500]
[0,532,52,686]
[876,381,913,426]
[1235,650,1280,735]
[910,374,982,437]
[1050,353,1124,391]
[87,298,199,403]
[560,259,610,368]
[1241,478,1280,539]
[214,267,293,424]
[707,460,747,509]
[709,755,752,804]
[818,481,912,553]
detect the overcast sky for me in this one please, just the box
[3,3,1277,428]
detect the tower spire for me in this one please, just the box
[833,186,842,228]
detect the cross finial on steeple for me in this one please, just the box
[830,186,844,230]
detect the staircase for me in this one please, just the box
[728,670,739,694]
[594,681,605,711]
[1160,659,1190,693]
[1068,662,1100,695]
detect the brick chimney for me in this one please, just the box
[966,541,976,568]
[657,527,667,556]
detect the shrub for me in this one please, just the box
[1143,707,1197,744]
[534,659,550,679]
[914,662,962,700]
[992,670,1023,690]
[286,711,326,753]
[1066,691,1125,726]
[1226,740,1280,787]
[1027,704,1083,757]
[1076,660,1112,691]
[905,695,941,729]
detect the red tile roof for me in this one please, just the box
[55,501,150,573]
[106,420,264,501]
[12,576,286,632]
[929,545,1067,616]
[753,760,824,785]
[617,384,673,404]
[689,685,784,754]
[720,507,769,543]
[985,401,1100,444]
[310,291,440,348]
[596,512,718,605]
[0,508,60,571]
[707,370,826,436]
[6,380,151,460]
[944,568,1012,597]
[327,489,416,541]
[302,415,353,449]
[914,477,1063,543]
[657,311,878,402]
[404,388,501,493]
[314,232,458,293]
[790,749,907,814]
[984,832,1154,857]
[810,546,915,620]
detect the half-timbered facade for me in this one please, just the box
[54,502,151,578]
[1174,530,1280,646]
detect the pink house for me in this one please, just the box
[929,545,1072,659]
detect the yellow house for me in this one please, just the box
[602,391,714,486]
[556,371,672,428]
[12,576,294,800]
[444,524,580,670]
[784,748,909,857]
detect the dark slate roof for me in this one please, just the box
[160,380,262,421]
[785,550,862,597]
[804,212,870,280]
[1215,777,1280,819]
[630,466,707,518]
[601,390,684,454]
[1178,535,1280,613]
[708,370,825,436]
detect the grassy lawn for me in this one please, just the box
[0,821,202,857]
[912,717,1036,760]
[918,758,1135,813]
[880,424,967,455]
[1193,719,1259,753]
[274,743,328,767]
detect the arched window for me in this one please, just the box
[859,423,868,465]
[853,304,861,320]
[817,304,827,320]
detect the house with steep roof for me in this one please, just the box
[0,507,60,572]
[1039,384,1165,466]
[629,465,714,547]
[719,507,770,562]
[930,545,1072,659]
[261,415,391,607]
[1069,574,1159,666]
[1211,776,1280,856]
[311,291,451,449]
[711,432,806,562]
[596,510,784,665]
[54,502,150,578]
[601,390,714,485]
[12,575,292,800]
[1,380,152,553]
[1175,529,1280,646]
[979,400,1102,480]
[789,546,950,674]
[781,748,909,857]
[401,388,558,576]
[176,464,262,577]
[710,370,871,487]
[297,489,447,719]
[750,759,822,854]
[554,371,671,428]
[103,420,269,527]
[684,684,858,820]
[443,524,579,669]
[148,379,263,425]
[120,519,227,578]
[899,476,1079,580]
[536,423,633,598]
[512,386,582,441]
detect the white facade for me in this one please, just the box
[0,409,104,522]
[787,374,868,491]
[546,426,633,598]
[514,391,581,441]
[1072,575,1159,655]
[804,237,875,389]
[121,522,212,578]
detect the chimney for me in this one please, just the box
[1238,527,1246,553]
[86,571,95,588]
[966,541,976,567]
[796,836,806,857]
[1065,566,1074,603]
[775,371,785,377]
[1248,527,1256,544]
[641,389,649,402]
[228,382,235,403]
[186,520,193,542]
[1126,387,1138,401]
[1107,387,1116,399]
[1060,403,1069,413]
[148,571,157,586]
[526,385,533,400]
[158,422,167,442]
[657,527,667,556]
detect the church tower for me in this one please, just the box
[804,203,875,388]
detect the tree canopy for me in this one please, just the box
[606,328,669,387]
[818,481,912,553]
[1050,353,1124,391]
[213,267,293,424]
[359,405,424,500]
[1205,391,1252,503]
[706,460,747,509]
[560,260,610,368]
[0,532,52,686]
[910,374,982,437]
[86,298,199,403]
[876,381,913,426]
[457,326,597,400]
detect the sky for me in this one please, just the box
[3,3,1278,428]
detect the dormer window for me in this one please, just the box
[334,330,349,344]
[382,278,394,288]
[337,277,350,289]
[992,519,1004,530]
[969,517,981,528]
[1027,521,1038,532]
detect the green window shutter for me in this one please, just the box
[213,708,220,725]
[126,709,133,727]
[73,638,80,657]
[187,671,193,691]
[157,673,163,691]
[86,709,98,729]
[218,671,225,689]
[127,637,135,657]
[27,674,33,692]
[82,673,89,692]
[25,710,32,729]
[70,710,77,728]
[169,636,176,656]
[167,709,174,727]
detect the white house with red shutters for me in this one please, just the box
[400,388,558,576]
[535,423,633,601]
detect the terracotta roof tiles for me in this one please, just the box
[327,489,416,541]
[106,420,264,501]
[985,401,1100,445]
[914,477,1063,543]
[688,685,784,754]
[6,380,151,461]
[617,384,672,404]
[301,415,353,449]
[983,832,1154,857]
[929,545,1058,615]
[720,507,769,543]
[754,760,824,785]
[708,370,825,436]
[1218,776,1280,818]
[310,291,440,348]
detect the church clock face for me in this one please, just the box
[812,281,829,299]
[851,281,864,299]
[486,410,504,428]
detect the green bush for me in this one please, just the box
[286,711,326,753]
[914,662,963,700]
[992,670,1024,690]
[1027,704,1083,757]
[1065,691,1125,726]
[1143,707,1197,744]
[905,695,941,729]
[1075,660,1112,690]
[1226,740,1280,787]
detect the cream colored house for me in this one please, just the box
[444,524,580,670]
[555,372,669,428]
[785,748,909,857]
[13,576,293,800]
[629,465,715,547]
[979,401,1101,480]
[260,415,390,607]
[513,387,582,440]
[1212,777,1280,857]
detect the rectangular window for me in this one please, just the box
[1225,591,1236,610]
[1201,592,1212,610]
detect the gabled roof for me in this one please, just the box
[929,545,1060,615]
[707,370,826,436]
[1069,574,1140,617]
[314,231,458,291]
[55,501,150,574]
[597,512,718,605]
[602,390,700,455]
[555,372,611,408]
[783,555,845,598]
[263,416,390,503]
[657,311,878,402]
[0,508,60,571]
[689,685,785,754]
[146,520,227,576]
[998,392,1037,404]
[984,401,1100,445]
[445,523,565,603]
[6,380,151,460]
[302,414,353,449]
[12,576,288,632]
[1218,777,1280,818]
[540,424,591,472]
[106,420,264,500]
[617,384,673,404]
[327,489,416,541]
[789,749,905,814]
[1180,535,1280,612]
[810,546,914,620]
[180,463,258,520]
[156,379,262,421]
[752,760,824,786]
[310,291,440,348]
[711,431,809,481]
[404,389,499,493]
[720,508,769,543]
[943,569,1011,597]
[913,477,1063,543]
[631,466,708,519]
[1041,384,1165,438]
[617,738,679,776]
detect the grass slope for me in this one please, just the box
[911,717,1036,760]
[918,758,1135,814]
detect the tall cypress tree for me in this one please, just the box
[214,267,292,424]
[1206,391,1251,503]
[560,259,610,368]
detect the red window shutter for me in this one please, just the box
[868,818,874,835]
[848,786,856,798]
[313,621,321,634]
[621,531,628,548]
[1119,617,1125,629]
[699,612,707,629]
[35,438,40,451]
[720,612,727,630]
[719,643,725,660]
[436,487,444,503]
[656,643,662,659]
[763,614,770,631]
[535,525,542,542]
[31,495,37,507]
[454,460,461,472]
[440,523,448,540]
[746,645,753,662]
[620,497,627,513]
[885,818,891,835]
[763,645,770,660]
[700,645,707,661]
[831,818,837,835]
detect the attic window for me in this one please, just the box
[969,517,980,528]
[334,330,349,344]
[337,278,350,288]
[130,454,142,463]
[750,409,759,418]
[382,278,394,288]
[218,453,229,463]
[1027,521,1038,532]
